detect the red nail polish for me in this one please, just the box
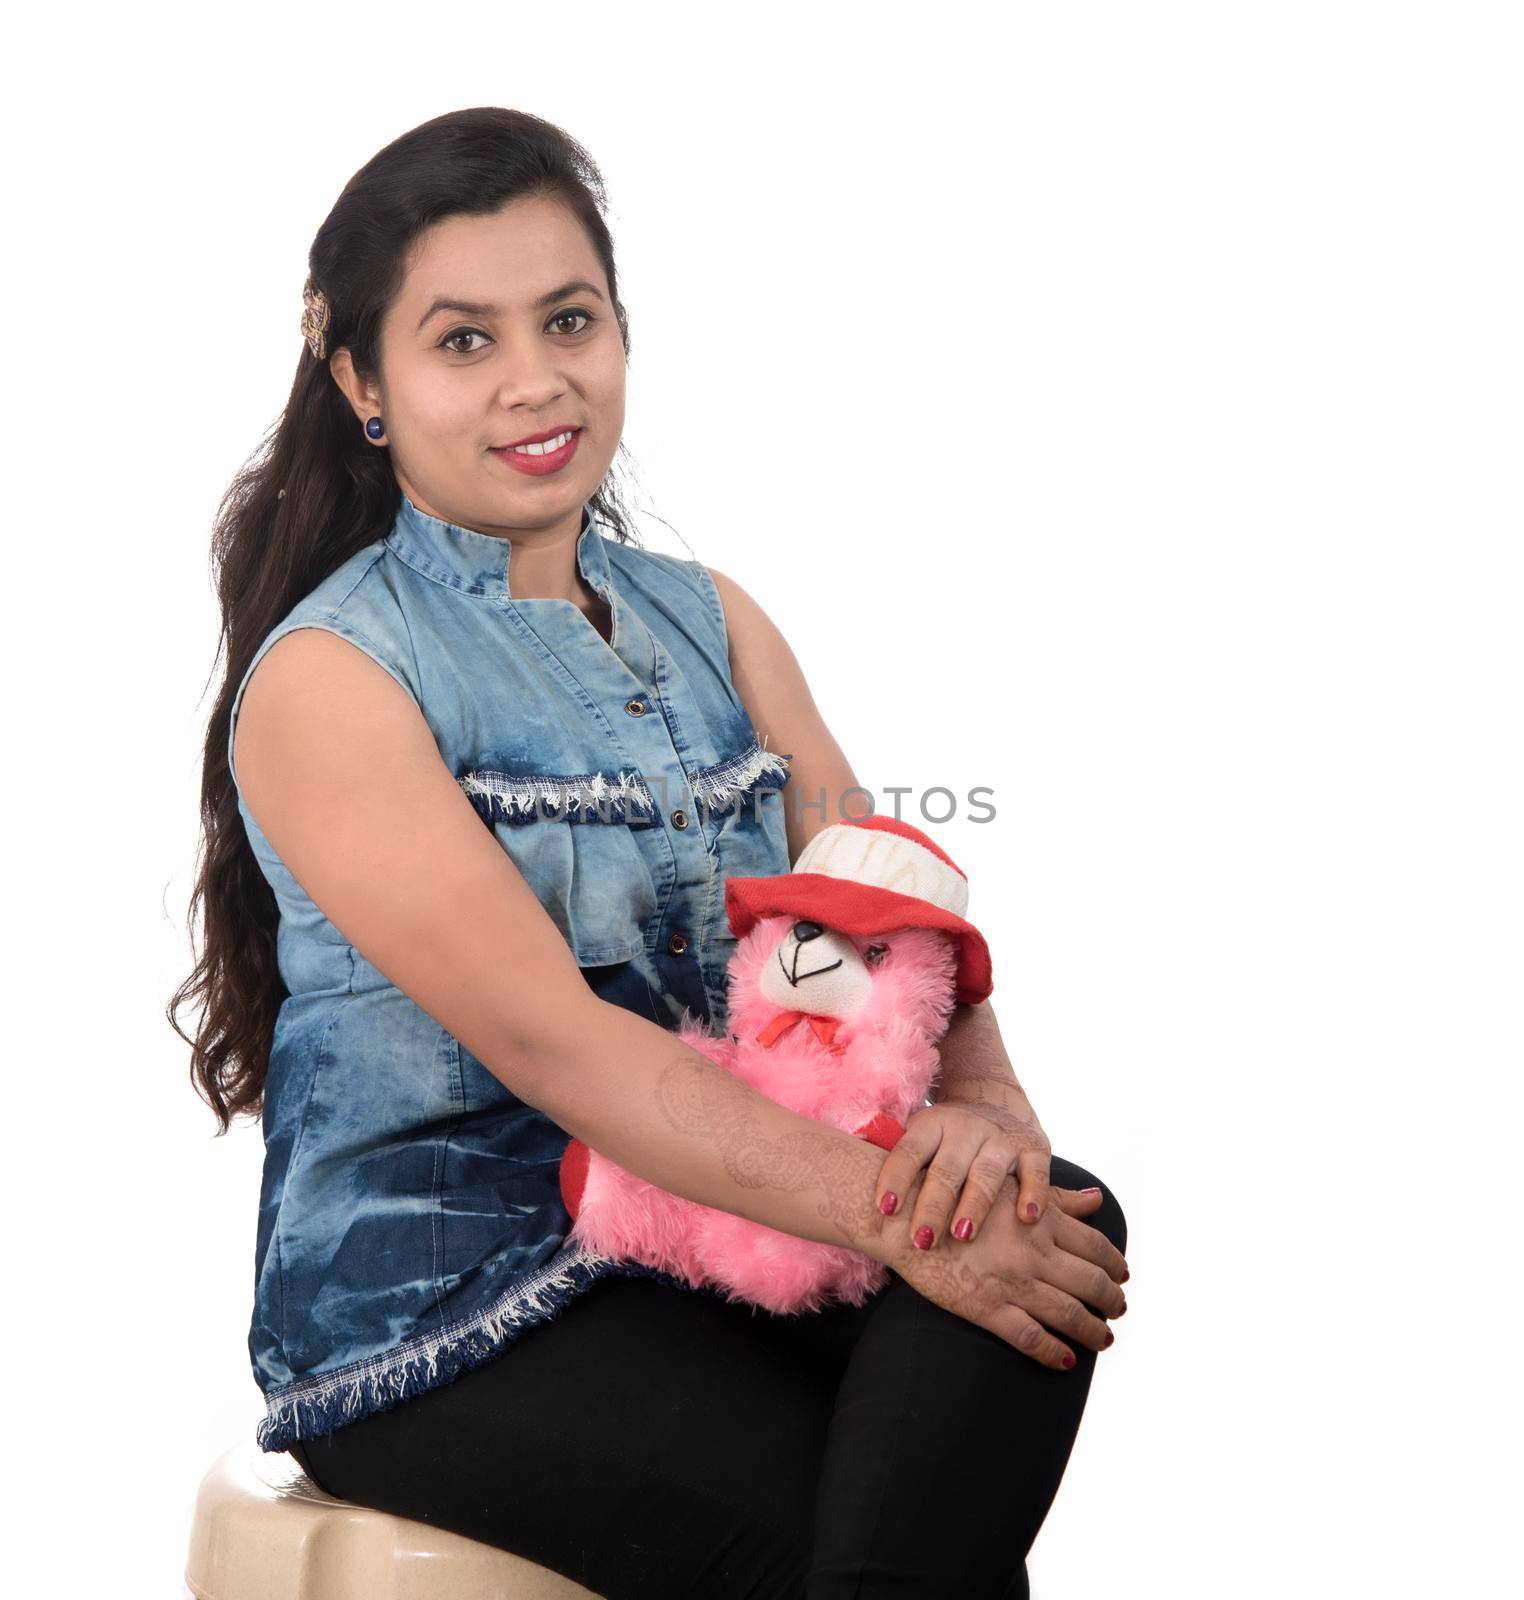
[1121,1267,1130,1282]
[1082,1186,1101,1195]
[914,1225,934,1250]
[1061,1351,1076,1369]
[880,1191,899,1216]
[1103,1330,1115,1348]
[953,1217,973,1240]
[1025,1202,1038,1219]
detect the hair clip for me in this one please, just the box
[300,273,332,361]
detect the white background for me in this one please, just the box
[5,3,1519,1595]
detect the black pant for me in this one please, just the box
[289,1154,1126,1600]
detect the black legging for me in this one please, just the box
[288,1154,1127,1599]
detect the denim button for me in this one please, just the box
[667,932,689,955]
[671,808,688,829]
[624,697,646,716]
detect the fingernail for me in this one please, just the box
[914,1225,934,1250]
[953,1217,973,1240]
[1103,1329,1115,1348]
[1082,1186,1101,1195]
[1121,1268,1130,1282]
[880,1192,898,1216]
[1061,1352,1076,1369]
[1025,1202,1038,1219]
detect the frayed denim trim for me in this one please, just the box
[690,738,792,815]
[458,767,659,826]
[254,1243,703,1453]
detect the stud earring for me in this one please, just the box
[365,417,386,441]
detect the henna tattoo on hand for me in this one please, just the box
[933,1093,1044,1142]
[936,1060,1026,1094]
[931,1002,1053,1148]
[654,1051,885,1250]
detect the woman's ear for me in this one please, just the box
[326,346,379,428]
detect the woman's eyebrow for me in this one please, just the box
[415,279,607,332]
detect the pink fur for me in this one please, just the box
[567,913,961,1314]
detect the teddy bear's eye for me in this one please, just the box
[864,942,889,966]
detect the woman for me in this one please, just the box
[172,106,1130,1600]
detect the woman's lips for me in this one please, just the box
[489,429,582,477]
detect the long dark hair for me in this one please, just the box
[170,108,640,1134]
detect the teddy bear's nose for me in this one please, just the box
[792,920,824,942]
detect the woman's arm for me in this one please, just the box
[696,571,1061,1233]
[707,566,867,862]
[232,626,898,1262]
[706,568,1029,1101]
[933,998,1024,1104]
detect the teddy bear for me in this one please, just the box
[558,813,994,1315]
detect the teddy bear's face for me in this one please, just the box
[761,920,872,1018]
[738,914,960,1042]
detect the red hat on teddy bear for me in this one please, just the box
[724,814,994,1006]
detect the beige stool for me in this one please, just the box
[185,1442,601,1599]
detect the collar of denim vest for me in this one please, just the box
[384,490,615,604]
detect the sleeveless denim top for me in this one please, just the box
[225,492,792,1451]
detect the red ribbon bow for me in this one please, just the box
[754,1010,844,1050]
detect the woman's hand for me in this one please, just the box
[874,1092,1054,1250]
[871,1169,1128,1370]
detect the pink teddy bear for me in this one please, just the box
[558,815,994,1314]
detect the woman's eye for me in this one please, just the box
[440,309,593,356]
[440,326,490,355]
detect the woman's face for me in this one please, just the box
[335,194,626,541]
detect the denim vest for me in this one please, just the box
[226,492,792,1451]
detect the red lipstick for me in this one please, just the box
[489,426,583,477]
